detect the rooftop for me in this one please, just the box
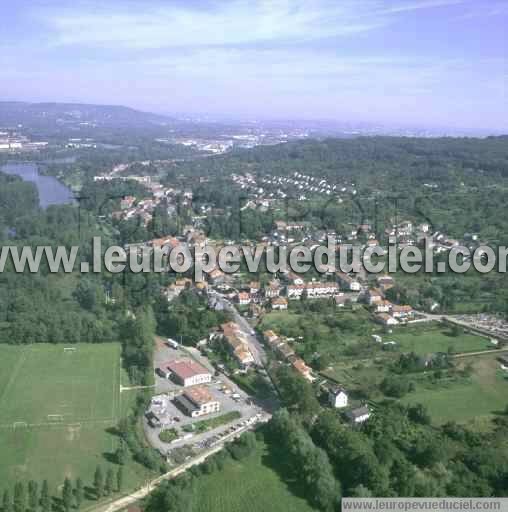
[166,359,210,380]
[183,385,215,406]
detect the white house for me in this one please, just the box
[376,313,399,326]
[329,387,349,408]
[272,297,288,310]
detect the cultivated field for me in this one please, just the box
[193,441,317,512]
[0,343,153,493]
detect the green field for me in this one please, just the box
[0,343,152,496]
[0,344,119,425]
[403,355,508,425]
[193,441,317,512]
[389,324,491,355]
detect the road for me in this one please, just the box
[94,418,268,512]
[209,291,267,366]
[452,347,508,358]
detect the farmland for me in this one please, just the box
[0,343,152,495]
[193,440,317,512]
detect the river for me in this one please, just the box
[1,162,75,208]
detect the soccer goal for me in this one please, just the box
[63,347,77,353]
[13,422,28,429]
[47,414,64,422]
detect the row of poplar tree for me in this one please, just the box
[2,466,124,512]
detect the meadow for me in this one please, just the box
[387,324,492,355]
[192,440,317,512]
[402,355,508,425]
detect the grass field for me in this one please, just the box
[193,440,317,512]
[0,344,119,426]
[388,324,491,355]
[0,343,152,496]
[403,355,508,425]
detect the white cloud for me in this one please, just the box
[38,0,464,49]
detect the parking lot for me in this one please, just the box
[145,338,263,455]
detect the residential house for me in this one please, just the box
[336,272,361,291]
[346,405,371,424]
[249,281,260,294]
[391,305,414,320]
[237,292,251,306]
[265,280,281,298]
[287,284,305,300]
[374,300,392,313]
[263,330,281,348]
[376,275,395,291]
[375,313,399,326]
[328,386,349,408]
[277,342,295,360]
[290,357,315,382]
[367,288,384,305]
[220,322,255,368]
[272,297,288,310]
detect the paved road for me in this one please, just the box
[208,291,267,366]
[93,419,268,512]
[452,347,508,358]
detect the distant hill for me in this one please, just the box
[0,101,175,130]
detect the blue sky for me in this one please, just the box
[1,0,507,132]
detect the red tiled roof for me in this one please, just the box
[166,359,209,380]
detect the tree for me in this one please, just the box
[116,468,124,493]
[61,479,72,512]
[13,483,26,512]
[93,467,104,500]
[74,479,83,510]
[40,482,50,512]
[115,442,127,465]
[105,469,114,497]
[450,324,462,337]
[408,404,431,425]
[27,482,38,512]
[3,490,13,512]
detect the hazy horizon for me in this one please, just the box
[1,0,507,133]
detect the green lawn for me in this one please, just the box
[186,411,242,434]
[403,355,508,425]
[388,324,491,355]
[193,440,317,512]
[0,343,153,497]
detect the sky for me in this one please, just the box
[0,0,507,132]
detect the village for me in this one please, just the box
[89,159,508,458]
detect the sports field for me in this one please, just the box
[0,343,152,493]
[0,344,120,426]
